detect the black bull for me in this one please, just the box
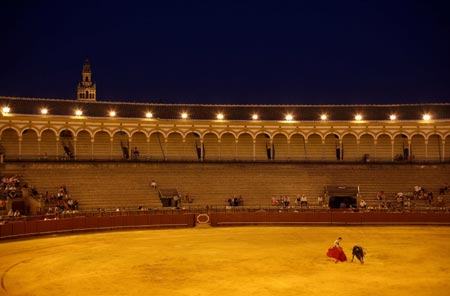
[351,246,365,264]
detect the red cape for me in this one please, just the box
[327,246,347,262]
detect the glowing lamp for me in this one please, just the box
[423,114,431,121]
[109,111,116,117]
[389,114,396,121]
[217,113,224,120]
[181,113,188,119]
[2,107,10,114]
[41,108,48,115]
[146,112,153,118]
[285,114,293,121]
[252,114,259,120]
[75,110,83,116]
[355,114,363,121]
[320,114,327,121]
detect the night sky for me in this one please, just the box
[1,0,449,105]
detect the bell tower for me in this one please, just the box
[77,56,96,101]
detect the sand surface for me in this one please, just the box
[0,226,449,296]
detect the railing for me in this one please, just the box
[3,157,450,164]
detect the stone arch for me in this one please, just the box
[410,134,426,162]
[185,132,202,161]
[289,133,307,161]
[59,129,75,160]
[219,131,238,139]
[375,133,392,162]
[0,128,19,160]
[21,128,39,160]
[130,131,147,160]
[0,127,20,138]
[203,132,220,161]
[341,133,358,162]
[255,133,271,161]
[237,132,253,161]
[112,131,130,160]
[149,132,165,160]
[359,133,375,162]
[393,133,410,162]
[427,134,442,162]
[166,131,184,160]
[40,129,57,160]
[445,135,450,163]
[75,128,94,139]
[94,130,112,160]
[272,133,289,161]
[322,133,340,162]
[219,132,237,160]
[76,130,92,160]
[305,134,324,161]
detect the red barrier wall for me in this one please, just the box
[210,211,450,226]
[0,214,196,239]
[1,212,448,239]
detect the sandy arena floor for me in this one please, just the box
[0,225,449,296]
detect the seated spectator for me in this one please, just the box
[283,195,289,207]
[435,195,445,206]
[300,195,308,207]
[238,195,243,206]
[272,196,278,206]
[359,199,367,209]
[150,180,157,190]
[317,196,324,207]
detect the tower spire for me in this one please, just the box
[77,56,96,101]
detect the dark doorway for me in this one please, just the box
[329,196,356,208]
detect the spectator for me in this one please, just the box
[133,147,139,160]
[317,196,324,207]
[173,194,180,208]
[150,180,157,190]
[359,199,367,210]
[300,195,308,207]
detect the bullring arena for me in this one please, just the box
[1,60,450,295]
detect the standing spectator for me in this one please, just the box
[133,147,139,160]
[173,194,180,208]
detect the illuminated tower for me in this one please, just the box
[77,56,96,101]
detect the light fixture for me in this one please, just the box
[252,114,259,120]
[41,108,48,115]
[389,114,397,121]
[181,112,188,119]
[2,106,10,114]
[145,112,153,118]
[320,114,327,121]
[354,114,363,121]
[109,111,116,117]
[423,114,431,121]
[285,114,293,121]
[75,110,83,116]
[217,113,224,120]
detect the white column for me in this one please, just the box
[252,140,256,162]
[18,135,22,160]
[37,136,41,160]
[391,138,395,162]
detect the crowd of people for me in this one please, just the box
[227,195,244,206]
[1,175,23,199]
[271,194,326,208]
